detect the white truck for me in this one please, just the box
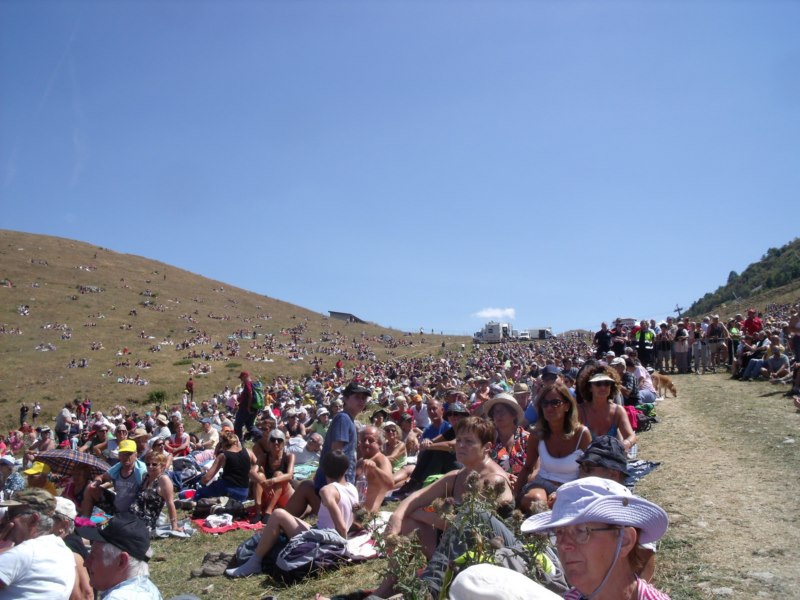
[527,327,554,340]
[474,321,513,343]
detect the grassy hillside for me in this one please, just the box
[686,237,800,317]
[0,230,466,430]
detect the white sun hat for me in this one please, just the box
[520,476,668,544]
[448,563,561,600]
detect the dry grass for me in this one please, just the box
[635,373,800,599]
[0,230,467,429]
[150,526,388,600]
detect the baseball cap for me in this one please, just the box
[118,440,137,454]
[77,513,151,562]
[0,487,56,515]
[343,381,370,396]
[445,402,470,417]
[269,429,286,441]
[55,496,77,521]
[23,461,51,476]
[576,435,630,476]
[541,365,562,378]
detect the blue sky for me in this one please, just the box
[2,1,799,335]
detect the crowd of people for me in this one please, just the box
[1,300,798,599]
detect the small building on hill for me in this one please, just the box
[329,311,367,324]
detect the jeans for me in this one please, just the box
[234,409,256,443]
[742,359,765,379]
[639,389,657,404]
[194,479,248,502]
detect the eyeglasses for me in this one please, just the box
[548,525,620,546]
[146,463,160,467]
[269,438,284,444]
[540,399,566,408]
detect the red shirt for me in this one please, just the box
[742,316,763,336]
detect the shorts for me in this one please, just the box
[521,475,560,497]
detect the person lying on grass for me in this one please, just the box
[225,449,358,578]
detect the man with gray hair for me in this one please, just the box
[0,488,76,598]
[78,513,162,599]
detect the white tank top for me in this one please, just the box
[317,481,358,531]
[537,430,585,484]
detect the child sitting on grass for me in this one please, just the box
[225,449,358,578]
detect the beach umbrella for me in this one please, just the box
[36,449,110,478]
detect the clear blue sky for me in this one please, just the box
[2,1,799,335]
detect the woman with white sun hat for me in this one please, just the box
[521,476,670,600]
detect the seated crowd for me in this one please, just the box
[1,301,797,599]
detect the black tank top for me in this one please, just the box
[222,446,250,488]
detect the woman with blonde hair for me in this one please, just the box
[515,383,591,513]
[133,450,179,532]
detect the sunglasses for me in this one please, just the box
[591,381,612,387]
[541,399,566,408]
[269,438,284,444]
[146,463,160,467]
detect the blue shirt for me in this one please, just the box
[524,403,538,426]
[313,411,357,489]
[421,420,451,441]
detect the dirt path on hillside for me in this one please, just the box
[635,374,800,599]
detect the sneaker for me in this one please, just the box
[249,513,262,525]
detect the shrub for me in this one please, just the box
[148,390,167,404]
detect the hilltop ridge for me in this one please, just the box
[0,230,457,428]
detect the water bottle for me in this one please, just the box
[356,474,368,505]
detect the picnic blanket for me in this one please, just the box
[192,513,264,534]
[625,459,661,490]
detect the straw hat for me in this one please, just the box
[480,393,522,420]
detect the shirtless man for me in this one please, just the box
[355,426,393,513]
[24,426,56,465]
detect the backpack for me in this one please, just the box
[635,413,657,433]
[273,528,349,583]
[192,497,248,520]
[252,381,265,411]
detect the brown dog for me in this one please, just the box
[652,373,677,398]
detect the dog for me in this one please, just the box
[652,373,677,398]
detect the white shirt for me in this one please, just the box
[0,534,76,599]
